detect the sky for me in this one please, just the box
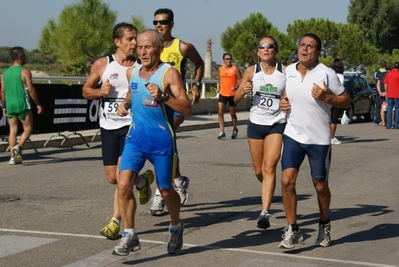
[0,0,349,65]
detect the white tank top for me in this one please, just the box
[99,55,138,130]
[249,62,286,125]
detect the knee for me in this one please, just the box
[281,176,295,190]
[117,173,133,195]
[313,181,330,194]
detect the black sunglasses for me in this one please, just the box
[153,20,169,25]
[258,43,276,49]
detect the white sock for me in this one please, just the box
[155,188,161,196]
[260,210,268,216]
[169,221,182,232]
[136,175,146,189]
[174,177,182,187]
[123,228,135,236]
[112,217,120,225]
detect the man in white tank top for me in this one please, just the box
[83,23,152,241]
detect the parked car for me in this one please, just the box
[343,73,375,123]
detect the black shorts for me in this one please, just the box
[218,95,237,107]
[100,126,129,166]
[331,106,342,124]
[247,120,286,139]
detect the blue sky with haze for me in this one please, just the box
[0,0,349,64]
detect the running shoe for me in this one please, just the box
[257,212,270,229]
[217,132,226,139]
[149,194,165,216]
[315,223,331,247]
[231,129,238,139]
[175,176,190,205]
[9,157,15,165]
[100,219,120,240]
[137,170,154,205]
[12,145,23,164]
[279,225,303,249]
[331,137,342,145]
[112,232,141,256]
[167,220,184,254]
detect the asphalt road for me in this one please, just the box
[0,119,398,267]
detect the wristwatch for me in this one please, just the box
[160,92,170,101]
[193,82,201,88]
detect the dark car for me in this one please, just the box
[343,73,375,123]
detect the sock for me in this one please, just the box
[174,177,182,187]
[154,188,161,196]
[169,221,182,232]
[136,175,146,190]
[319,218,330,225]
[122,228,135,236]
[112,218,120,225]
[260,210,268,216]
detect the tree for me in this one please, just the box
[348,0,399,53]
[220,13,295,66]
[39,0,117,76]
[287,18,340,58]
[130,15,146,33]
[335,23,379,71]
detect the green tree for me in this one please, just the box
[287,18,340,58]
[39,0,117,76]
[220,13,295,66]
[348,0,399,53]
[130,15,146,33]
[336,23,379,71]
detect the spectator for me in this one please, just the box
[383,62,399,129]
[374,60,388,125]
[0,46,43,165]
[217,53,242,139]
[330,58,345,145]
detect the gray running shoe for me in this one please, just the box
[315,223,331,247]
[279,226,303,249]
[12,145,23,164]
[175,176,190,205]
[231,129,238,139]
[167,220,184,254]
[9,157,16,165]
[217,132,226,139]
[149,194,165,216]
[112,232,141,256]
[257,212,270,229]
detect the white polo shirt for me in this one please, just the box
[284,62,345,145]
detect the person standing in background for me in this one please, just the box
[217,53,242,139]
[383,62,399,129]
[1,46,43,165]
[330,58,344,145]
[374,60,387,126]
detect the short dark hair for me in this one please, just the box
[380,60,387,68]
[154,8,174,22]
[394,62,399,70]
[10,46,25,62]
[300,33,321,51]
[386,62,393,71]
[331,58,344,74]
[113,22,137,40]
[222,53,232,59]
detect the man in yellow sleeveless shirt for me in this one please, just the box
[150,8,204,215]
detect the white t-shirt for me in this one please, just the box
[249,62,286,125]
[99,55,138,130]
[284,62,345,145]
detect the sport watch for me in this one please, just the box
[160,92,170,101]
[193,82,201,88]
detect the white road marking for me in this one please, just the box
[0,228,396,267]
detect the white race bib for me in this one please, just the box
[253,91,280,115]
[104,98,130,118]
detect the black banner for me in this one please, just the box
[0,83,100,136]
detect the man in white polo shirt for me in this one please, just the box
[278,33,350,249]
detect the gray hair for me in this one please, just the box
[138,29,164,47]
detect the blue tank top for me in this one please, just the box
[125,63,176,155]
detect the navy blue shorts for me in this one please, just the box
[218,95,237,107]
[281,135,331,182]
[247,120,286,139]
[100,126,129,166]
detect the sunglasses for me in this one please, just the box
[153,20,169,25]
[257,43,276,49]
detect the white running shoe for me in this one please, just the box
[331,137,342,145]
[149,194,165,216]
[175,176,190,205]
